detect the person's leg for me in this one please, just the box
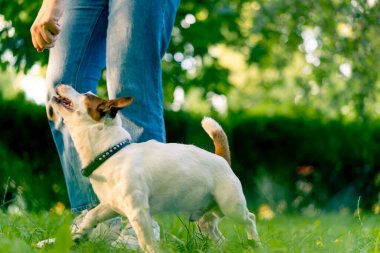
[45,0,108,213]
[106,0,181,143]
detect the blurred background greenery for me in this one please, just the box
[0,0,379,218]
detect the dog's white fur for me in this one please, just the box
[51,85,260,252]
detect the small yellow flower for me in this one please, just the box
[258,204,275,220]
[316,239,324,247]
[372,203,380,215]
[50,202,65,215]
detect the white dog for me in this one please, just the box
[51,84,261,252]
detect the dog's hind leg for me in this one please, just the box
[214,181,261,246]
[222,207,261,246]
[197,211,225,244]
[72,203,117,242]
[244,212,260,244]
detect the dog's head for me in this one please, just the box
[51,84,133,125]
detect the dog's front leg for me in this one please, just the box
[125,208,157,253]
[72,203,117,243]
[120,194,158,253]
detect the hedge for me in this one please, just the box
[0,97,378,212]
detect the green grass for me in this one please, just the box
[0,211,378,252]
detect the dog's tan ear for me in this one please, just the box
[98,97,134,118]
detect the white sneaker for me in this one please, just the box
[35,238,56,248]
[111,219,160,249]
[35,211,122,248]
[35,211,160,249]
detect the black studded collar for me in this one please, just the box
[81,139,130,177]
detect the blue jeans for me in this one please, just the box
[45,0,180,213]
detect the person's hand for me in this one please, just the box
[30,0,64,52]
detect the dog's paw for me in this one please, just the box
[72,233,87,244]
[34,238,56,248]
[247,239,263,249]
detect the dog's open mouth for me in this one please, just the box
[53,93,73,110]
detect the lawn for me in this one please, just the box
[0,210,378,253]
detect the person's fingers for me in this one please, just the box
[31,33,38,50]
[44,42,56,49]
[30,15,61,52]
[35,32,47,50]
[41,27,56,44]
[31,23,46,50]
[46,21,61,36]
[31,24,58,52]
[32,34,43,52]
[30,25,39,49]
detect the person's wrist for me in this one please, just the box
[42,0,64,19]
[43,0,63,4]
[42,0,63,10]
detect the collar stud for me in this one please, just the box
[81,139,130,177]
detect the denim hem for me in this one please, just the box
[71,203,98,214]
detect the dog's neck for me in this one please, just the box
[65,116,131,168]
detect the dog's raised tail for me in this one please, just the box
[201,117,231,166]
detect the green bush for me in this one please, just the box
[165,112,380,212]
[0,95,67,211]
[0,97,378,213]
[230,116,379,211]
